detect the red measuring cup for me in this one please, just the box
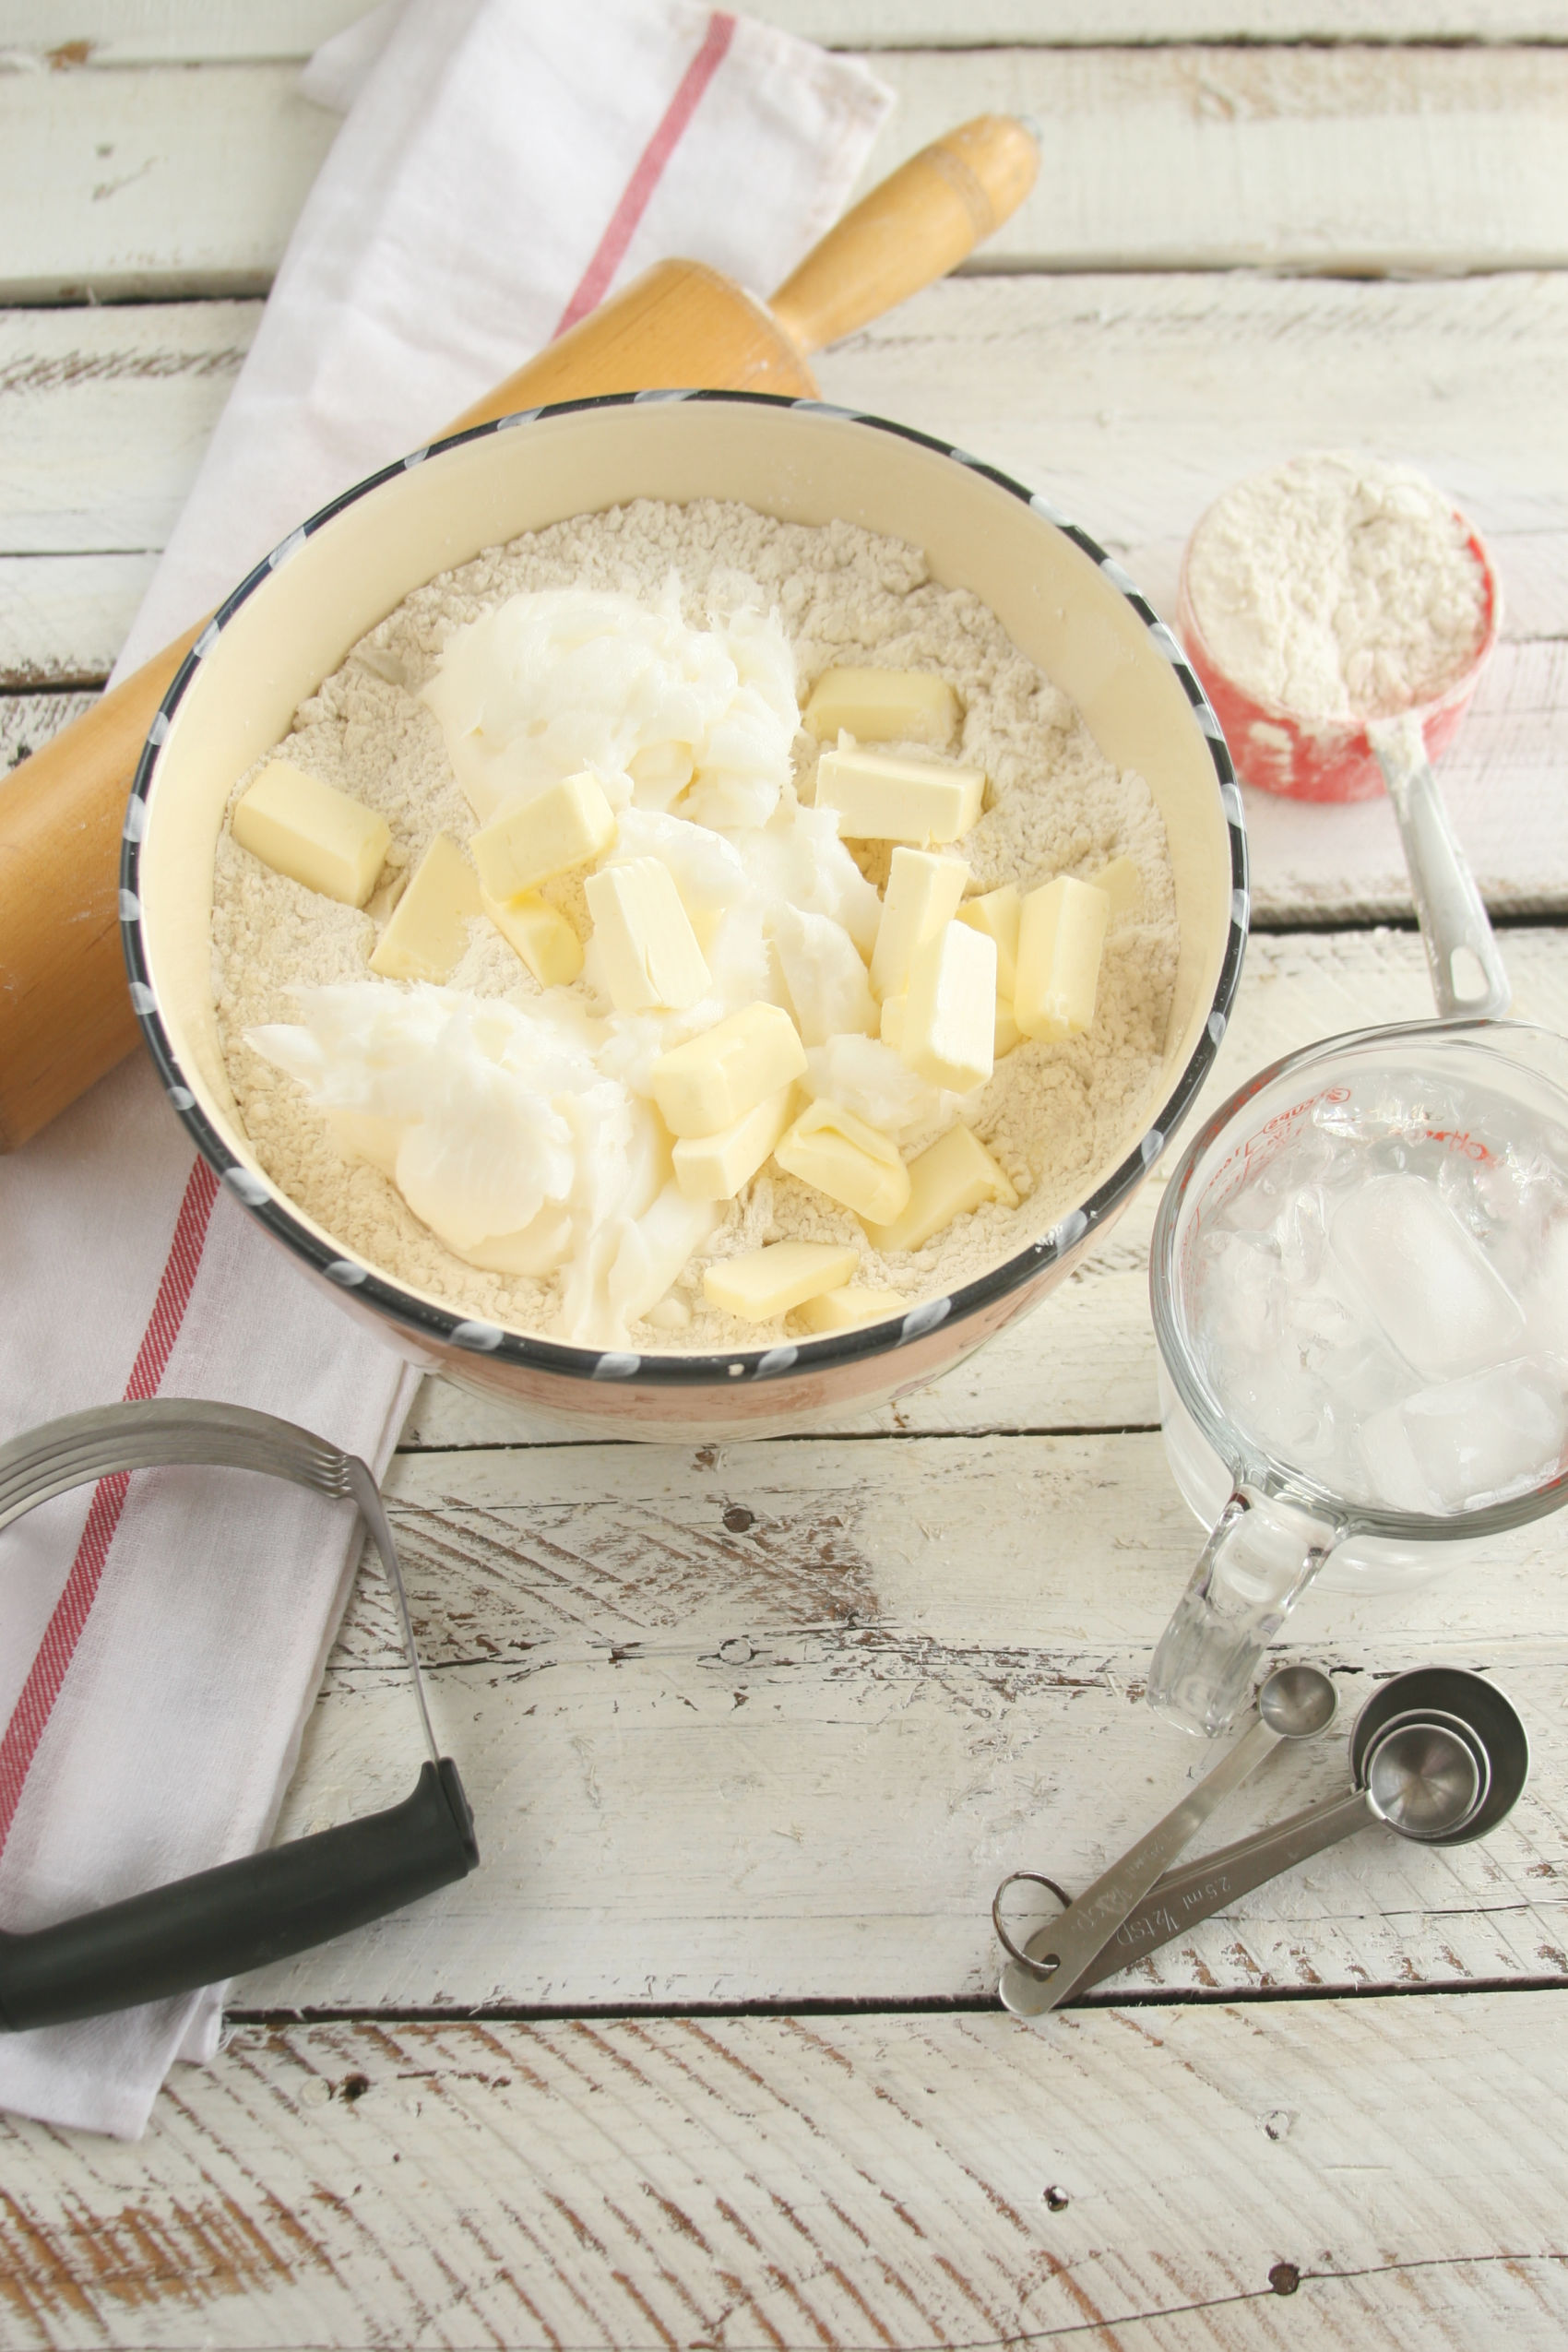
[1177,503,1508,1018]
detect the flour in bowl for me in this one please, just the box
[212,498,1178,1351]
[1183,452,1489,722]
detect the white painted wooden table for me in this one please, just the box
[3,5,1567,2343]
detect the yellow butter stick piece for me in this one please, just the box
[369,835,479,980]
[902,919,995,1094]
[1015,875,1111,1043]
[651,1002,806,1139]
[803,667,960,750]
[775,1098,911,1225]
[814,745,985,845]
[871,847,968,1002]
[470,771,616,898]
[585,857,710,1012]
[795,1285,909,1334]
[956,884,1022,998]
[703,1241,859,1321]
[481,887,583,988]
[232,760,390,908]
[864,1123,1018,1253]
[1086,855,1144,923]
[671,1087,793,1203]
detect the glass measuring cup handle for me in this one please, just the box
[1146,1488,1335,1737]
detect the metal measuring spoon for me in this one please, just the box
[1065,1667,1527,1995]
[995,1662,1337,2019]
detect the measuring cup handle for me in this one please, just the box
[1371,716,1510,1020]
[1147,1490,1331,1737]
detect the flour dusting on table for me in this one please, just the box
[213,499,1177,1350]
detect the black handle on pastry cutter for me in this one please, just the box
[0,1760,476,2032]
[0,1399,480,2031]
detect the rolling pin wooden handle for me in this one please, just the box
[767,114,1039,357]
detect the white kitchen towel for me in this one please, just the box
[115,0,891,677]
[0,0,890,2138]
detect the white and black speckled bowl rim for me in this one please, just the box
[123,390,1249,1390]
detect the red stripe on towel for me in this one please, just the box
[0,1156,220,1853]
[552,11,737,339]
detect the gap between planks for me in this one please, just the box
[9,1,1568,60]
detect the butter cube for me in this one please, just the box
[775,1098,911,1226]
[672,1087,793,1203]
[327,1108,403,1177]
[879,994,907,1051]
[585,857,711,1012]
[994,997,1024,1058]
[369,835,480,981]
[956,884,1022,999]
[803,667,960,750]
[232,760,390,908]
[870,847,969,1002]
[470,771,615,898]
[1015,875,1111,1043]
[703,1241,859,1322]
[795,1286,910,1334]
[1087,855,1144,923]
[651,1002,807,1139]
[481,887,583,988]
[864,1122,1018,1253]
[902,919,996,1095]
[814,744,985,845]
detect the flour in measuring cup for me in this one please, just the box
[1184,453,1488,722]
[1191,1072,1568,1515]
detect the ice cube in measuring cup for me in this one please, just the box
[1360,1355,1568,1515]
[1519,1214,1568,1358]
[1329,1171,1524,1381]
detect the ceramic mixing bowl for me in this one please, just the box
[123,392,1246,1436]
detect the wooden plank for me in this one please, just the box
[4,2002,1565,2346]
[0,63,336,303]
[0,552,154,686]
[1,687,95,774]
[0,301,255,555]
[12,0,1568,61]
[236,1409,1568,2012]
[6,47,1568,303]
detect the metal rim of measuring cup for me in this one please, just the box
[1348,1668,1528,1846]
[1148,1016,1568,1545]
[1360,1706,1492,1817]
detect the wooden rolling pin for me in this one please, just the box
[0,114,1038,1153]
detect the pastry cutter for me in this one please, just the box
[0,1397,478,2031]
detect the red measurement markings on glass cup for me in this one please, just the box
[1181,1085,1352,1294]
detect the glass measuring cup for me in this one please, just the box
[1147,1018,1568,1736]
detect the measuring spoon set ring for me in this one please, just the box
[992,1665,1528,2019]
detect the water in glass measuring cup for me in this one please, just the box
[1189,1068,1568,1519]
[1147,1020,1568,1736]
